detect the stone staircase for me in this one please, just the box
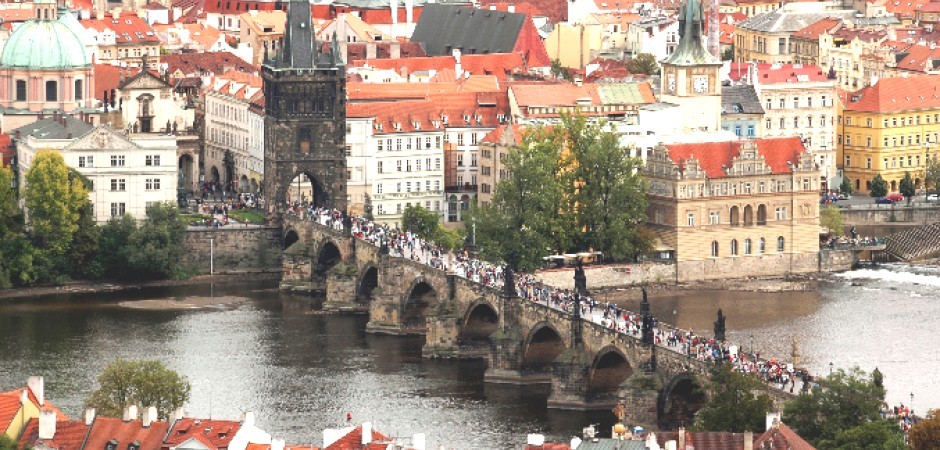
[884,222,940,261]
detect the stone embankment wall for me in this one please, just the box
[818,249,856,272]
[182,227,282,275]
[535,263,675,289]
[842,205,940,224]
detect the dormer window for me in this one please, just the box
[413,121,420,130]
[106,440,118,450]
[128,440,140,450]
[441,115,449,124]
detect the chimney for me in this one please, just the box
[85,408,97,426]
[405,0,413,28]
[508,4,515,12]
[170,407,185,422]
[678,427,686,449]
[412,433,425,450]
[390,41,400,59]
[389,0,398,38]
[123,405,139,422]
[270,439,284,450]
[112,8,120,20]
[242,411,255,427]
[366,42,376,60]
[453,48,462,78]
[20,389,28,406]
[766,412,781,431]
[142,406,158,428]
[744,431,754,450]
[360,422,372,446]
[38,409,57,440]
[27,376,44,406]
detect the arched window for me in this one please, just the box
[15,80,26,101]
[74,79,83,102]
[730,239,738,256]
[757,204,767,225]
[744,205,754,226]
[45,80,57,102]
[711,241,719,257]
[744,238,752,255]
[759,238,766,254]
[730,206,740,227]
[777,236,785,252]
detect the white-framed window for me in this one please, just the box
[687,212,695,226]
[145,155,160,166]
[110,179,126,191]
[759,238,766,253]
[145,178,161,190]
[711,241,719,257]
[110,202,125,217]
[78,156,94,168]
[730,239,738,256]
[377,183,383,194]
[775,207,787,220]
[111,155,125,167]
[744,239,752,255]
[777,236,785,252]
[709,211,720,225]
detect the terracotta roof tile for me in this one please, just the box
[81,13,160,44]
[162,51,256,77]
[324,425,391,450]
[844,75,940,112]
[790,17,841,40]
[84,418,169,450]
[0,7,38,23]
[352,52,527,80]
[884,0,927,20]
[754,424,816,450]
[893,44,940,72]
[163,418,241,450]
[727,63,829,83]
[347,76,502,101]
[0,391,21,433]
[202,0,280,15]
[477,0,567,22]
[18,418,90,450]
[665,137,806,179]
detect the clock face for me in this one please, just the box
[667,74,676,93]
[693,76,708,93]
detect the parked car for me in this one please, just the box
[820,195,839,205]
[875,197,896,204]
[838,193,852,200]
[886,193,904,202]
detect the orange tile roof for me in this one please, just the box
[0,7,37,23]
[884,0,927,20]
[81,13,160,44]
[477,0,568,22]
[727,63,828,83]
[324,425,391,450]
[93,64,121,103]
[665,137,806,179]
[791,17,841,40]
[162,51,256,77]
[719,23,736,44]
[481,123,526,144]
[84,418,170,450]
[893,44,940,72]
[844,75,940,112]
[347,76,502,101]
[510,83,600,107]
[353,53,527,80]
[18,418,90,450]
[0,391,21,433]
[754,424,816,450]
[163,418,241,449]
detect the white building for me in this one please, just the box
[117,69,194,134]
[625,16,679,60]
[15,115,178,223]
[202,70,264,191]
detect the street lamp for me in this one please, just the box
[750,333,754,357]
[829,362,833,375]
[911,392,914,413]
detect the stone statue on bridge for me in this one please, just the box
[574,259,588,296]
[640,287,654,345]
[714,308,726,342]
[503,264,516,297]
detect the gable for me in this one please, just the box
[173,436,213,450]
[63,127,141,152]
[119,71,171,90]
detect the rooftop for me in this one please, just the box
[663,136,807,179]
[843,75,940,113]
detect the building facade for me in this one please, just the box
[838,75,940,194]
[203,70,264,192]
[644,137,821,281]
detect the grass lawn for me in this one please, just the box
[229,210,266,224]
[180,213,213,226]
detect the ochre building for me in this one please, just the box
[645,137,821,281]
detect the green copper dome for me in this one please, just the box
[0,15,89,69]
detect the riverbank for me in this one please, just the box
[0,273,281,301]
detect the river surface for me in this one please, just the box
[0,266,937,449]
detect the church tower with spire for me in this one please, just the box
[262,0,347,215]
[659,0,723,132]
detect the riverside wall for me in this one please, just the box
[182,227,283,275]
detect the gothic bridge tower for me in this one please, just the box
[262,0,347,216]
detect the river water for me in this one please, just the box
[0,266,937,448]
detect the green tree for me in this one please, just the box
[0,166,23,236]
[563,115,648,261]
[909,409,940,450]
[818,419,906,450]
[721,46,734,61]
[899,172,916,205]
[925,157,940,199]
[869,174,888,198]
[626,53,659,75]
[693,363,774,433]
[96,215,137,279]
[783,367,887,447]
[471,126,569,271]
[432,225,464,253]
[0,167,37,288]
[126,203,187,279]
[820,205,844,235]
[840,176,854,196]
[85,359,191,420]
[69,202,102,279]
[402,204,440,240]
[550,58,572,81]
[24,150,88,255]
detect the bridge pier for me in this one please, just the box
[280,253,319,293]
[322,263,366,313]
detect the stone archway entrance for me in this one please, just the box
[286,172,329,208]
[658,376,706,430]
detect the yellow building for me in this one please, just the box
[645,137,821,281]
[734,8,856,63]
[719,0,781,17]
[838,75,940,193]
[0,377,65,441]
[545,23,603,69]
[239,10,286,66]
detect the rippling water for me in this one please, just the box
[0,270,937,448]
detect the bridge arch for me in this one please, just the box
[460,298,500,341]
[402,278,439,333]
[587,346,634,398]
[315,240,343,277]
[521,322,566,372]
[284,171,330,209]
[658,373,707,430]
[356,264,379,306]
[283,228,299,250]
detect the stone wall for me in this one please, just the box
[818,249,856,273]
[674,252,819,282]
[182,227,282,275]
[841,205,940,224]
[536,263,676,289]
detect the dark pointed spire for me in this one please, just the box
[662,0,721,66]
[279,0,317,68]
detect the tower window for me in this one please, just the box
[45,80,57,102]
[15,80,26,101]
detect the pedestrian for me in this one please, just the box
[346,412,352,423]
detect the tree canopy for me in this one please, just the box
[839,176,853,196]
[693,363,774,433]
[25,150,89,254]
[85,359,191,420]
[783,367,892,447]
[626,53,659,76]
[899,172,915,205]
[820,205,844,235]
[909,409,940,450]
[870,174,888,198]
[926,157,940,197]
[402,204,440,240]
[126,203,188,279]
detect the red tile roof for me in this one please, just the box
[202,0,280,15]
[585,57,632,82]
[84,418,170,450]
[512,13,552,67]
[893,44,940,73]
[665,137,807,179]
[347,76,502,101]
[843,75,940,112]
[161,52,256,77]
[352,52,527,80]
[0,390,21,433]
[94,64,122,103]
[884,0,927,21]
[81,13,160,45]
[18,418,90,450]
[754,424,816,450]
[477,0,567,22]
[163,418,241,450]
[791,17,841,41]
[477,2,546,18]
[481,123,526,143]
[727,63,828,83]
[719,23,736,44]
[0,7,38,24]
[205,70,264,103]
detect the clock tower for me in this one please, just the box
[660,0,723,132]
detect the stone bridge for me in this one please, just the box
[280,217,792,429]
